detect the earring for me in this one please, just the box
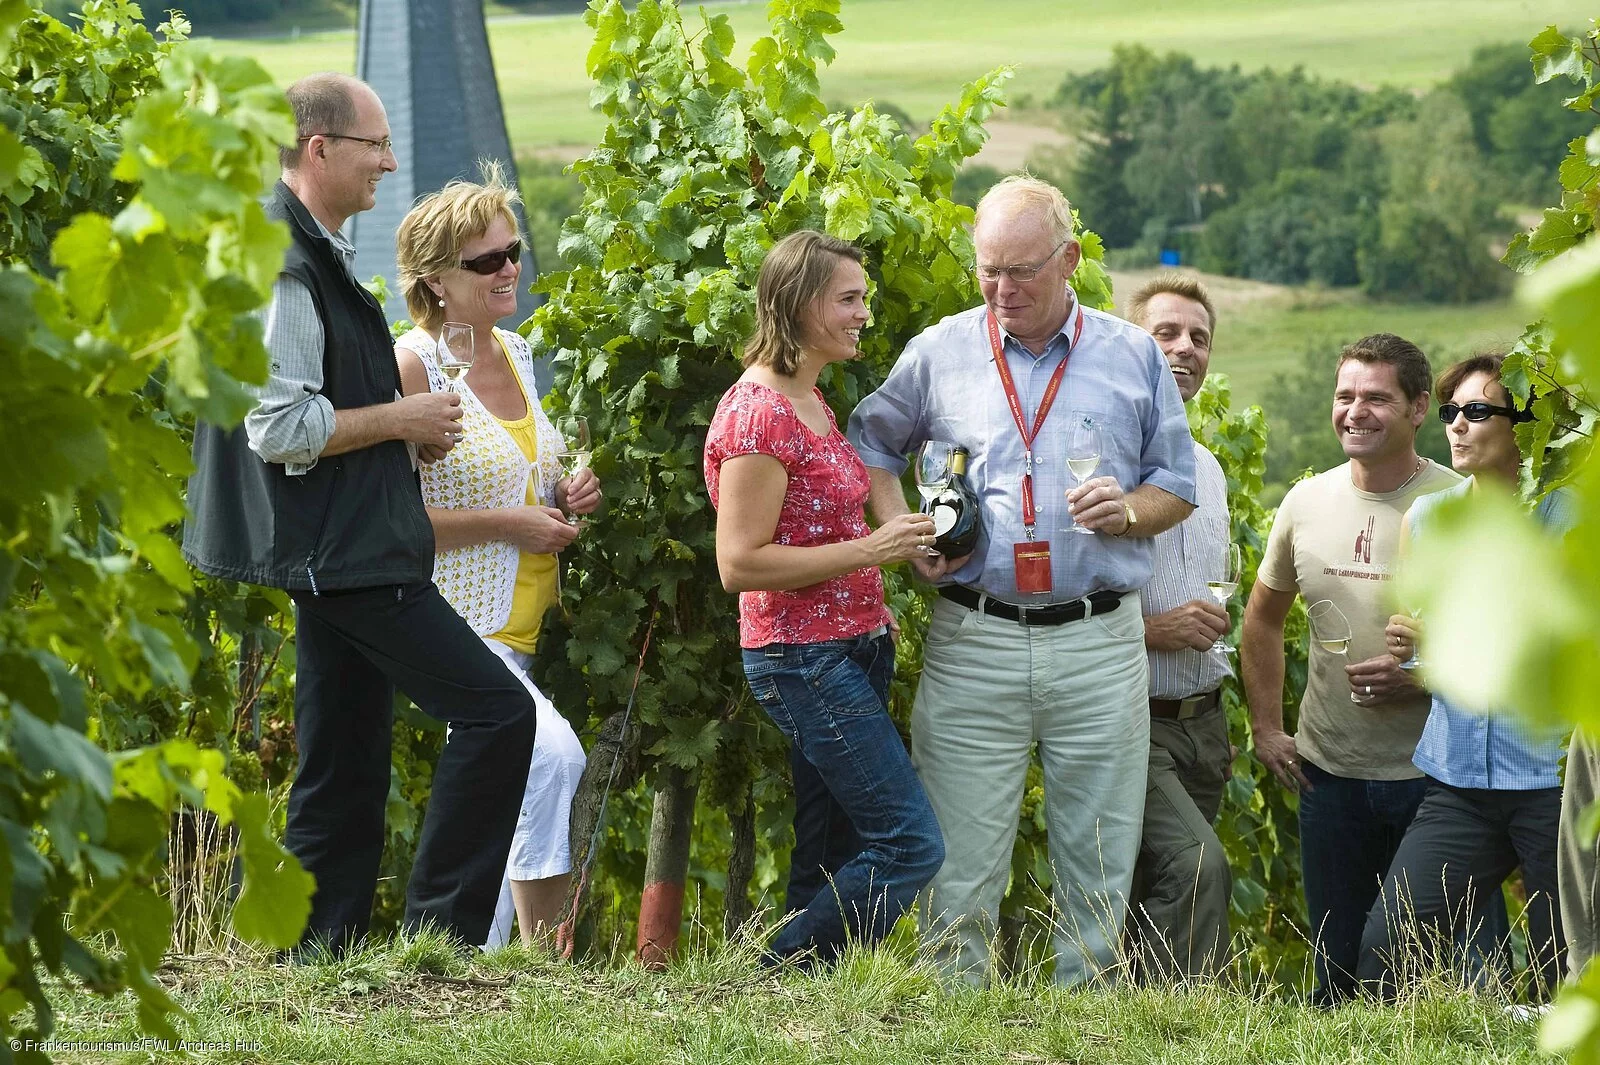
[437,298,444,308]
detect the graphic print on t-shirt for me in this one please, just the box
[1351,514,1374,564]
[1324,512,1390,583]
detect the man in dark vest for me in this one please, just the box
[183,73,537,955]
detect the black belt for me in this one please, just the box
[938,585,1125,626]
[1150,689,1221,720]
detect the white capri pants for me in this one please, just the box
[477,637,587,949]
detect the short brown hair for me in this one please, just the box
[1435,352,1511,406]
[1337,333,1432,403]
[394,161,523,333]
[280,73,362,170]
[744,230,865,376]
[1126,274,1217,338]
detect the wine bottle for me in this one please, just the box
[930,446,980,556]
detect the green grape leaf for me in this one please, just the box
[51,213,119,319]
[1530,25,1589,85]
[229,792,315,948]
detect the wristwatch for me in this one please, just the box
[1113,502,1138,537]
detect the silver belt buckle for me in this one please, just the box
[1177,694,1206,720]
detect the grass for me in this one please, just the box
[1191,291,1525,402]
[42,931,1548,1064]
[200,0,1596,153]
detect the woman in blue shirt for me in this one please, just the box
[1356,353,1571,999]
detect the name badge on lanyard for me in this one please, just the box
[987,309,1083,596]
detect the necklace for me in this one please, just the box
[1395,456,1426,493]
[1352,456,1424,494]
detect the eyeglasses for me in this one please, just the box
[460,239,522,276]
[298,133,394,154]
[1438,401,1530,424]
[976,237,1071,283]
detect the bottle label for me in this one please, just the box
[932,504,958,536]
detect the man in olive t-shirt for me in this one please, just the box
[1241,334,1459,1006]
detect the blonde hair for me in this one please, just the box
[744,230,865,377]
[396,160,523,332]
[1126,273,1218,339]
[974,175,1076,244]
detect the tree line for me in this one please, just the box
[958,41,1590,303]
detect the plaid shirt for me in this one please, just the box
[1410,481,1575,790]
[241,218,357,476]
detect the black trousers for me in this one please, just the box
[288,581,537,952]
[1356,779,1564,998]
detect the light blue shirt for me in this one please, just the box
[1410,480,1575,790]
[847,298,1196,604]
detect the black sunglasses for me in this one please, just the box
[460,239,522,275]
[1438,401,1531,424]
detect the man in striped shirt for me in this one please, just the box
[1124,276,1234,979]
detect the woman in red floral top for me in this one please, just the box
[704,230,944,968]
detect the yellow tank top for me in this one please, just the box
[486,336,559,652]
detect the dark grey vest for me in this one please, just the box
[182,182,434,592]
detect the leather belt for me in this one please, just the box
[939,585,1125,626]
[1149,689,1221,720]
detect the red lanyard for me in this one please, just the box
[986,308,1084,534]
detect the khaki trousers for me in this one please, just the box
[912,592,1150,986]
[1128,705,1233,979]
[1561,729,1600,978]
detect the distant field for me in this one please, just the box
[203,0,1593,154]
[1109,269,1529,402]
[210,1,1548,407]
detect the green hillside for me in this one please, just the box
[205,0,1596,152]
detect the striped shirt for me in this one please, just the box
[242,218,358,476]
[1410,480,1575,790]
[1143,438,1233,699]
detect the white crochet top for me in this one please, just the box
[399,326,563,636]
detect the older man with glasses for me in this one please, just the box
[849,176,1197,986]
[183,73,538,957]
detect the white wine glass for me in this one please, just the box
[1397,607,1425,672]
[1206,542,1243,653]
[555,415,591,526]
[438,322,474,391]
[1063,416,1102,535]
[914,441,954,505]
[1307,599,1352,659]
[914,441,955,556]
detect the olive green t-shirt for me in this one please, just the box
[1256,459,1461,780]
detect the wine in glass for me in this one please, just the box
[1307,599,1352,656]
[555,415,591,526]
[1064,417,1102,535]
[438,322,474,391]
[1397,607,1425,672]
[1206,542,1243,653]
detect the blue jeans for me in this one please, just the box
[1298,761,1510,1003]
[1299,761,1429,1005]
[743,632,945,964]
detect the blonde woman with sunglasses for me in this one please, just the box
[393,163,599,950]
